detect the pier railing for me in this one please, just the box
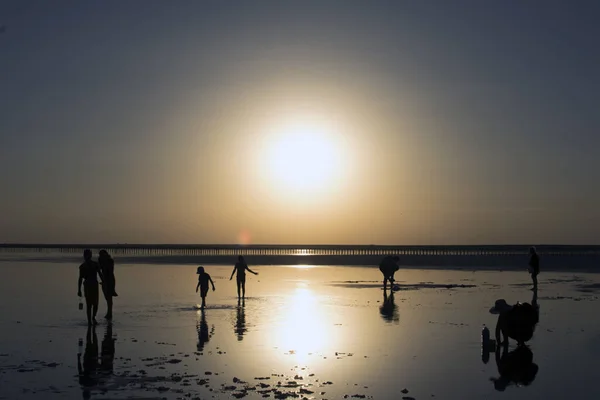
[1,244,599,257]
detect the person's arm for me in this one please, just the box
[495,315,504,344]
[196,280,200,293]
[97,263,105,284]
[209,276,216,291]
[108,261,115,280]
[230,266,236,280]
[78,266,83,297]
[495,344,502,369]
[245,265,258,275]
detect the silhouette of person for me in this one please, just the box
[379,255,400,290]
[78,249,104,326]
[235,298,247,341]
[490,299,538,347]
[379,288,399,323]
[195,266,216,309]
[197,312,214,352]
[100,323,115,377]
[528,246,540,291]
[229,256,258,299]
[98,250,117,320]
[490,345,539,391]
[78,326,99,399]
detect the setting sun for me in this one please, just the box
[264,119,344,196]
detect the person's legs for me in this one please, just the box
[382,273,390,290]
[532,273,538,291]
[84,285,93,325]
[103,286,113,319]
[200,286,208,308]
[236,279,241,299]
[241,279,246,299]
[92,303,98,324]
[91,284,99,325]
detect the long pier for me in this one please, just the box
[0,243,599,256]
[0,243,600,263]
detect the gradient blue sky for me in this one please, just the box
[1,1,599,244]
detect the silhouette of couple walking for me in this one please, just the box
[77,249,118,325]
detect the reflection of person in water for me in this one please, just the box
[379,288,399,323]
[100,323,115,376]
[491,345,539,391]
[379,255,400,290]
[78,326,99,399]
[490,297,538,347]
[235,298,247,341]
[197,312,214,352]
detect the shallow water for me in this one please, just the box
[1,262,599,399]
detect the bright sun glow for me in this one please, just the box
[265,119,343,195]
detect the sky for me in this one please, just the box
[1,1,600,245]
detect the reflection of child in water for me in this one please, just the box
[195,266,216,309]
[197,312,214,352]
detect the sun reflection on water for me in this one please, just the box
[273,286,331,365]
[291,264,319,269]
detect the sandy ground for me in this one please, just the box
[1,262,599,399]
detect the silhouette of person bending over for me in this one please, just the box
[99,250,117,320]
[230,256,258,299]
[195,266,215,309]
[490,299,538,347]
[379,255,400,290]
[78,249,103,326]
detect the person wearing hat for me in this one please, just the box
[490,299,538,347]
[195,266,216,309]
